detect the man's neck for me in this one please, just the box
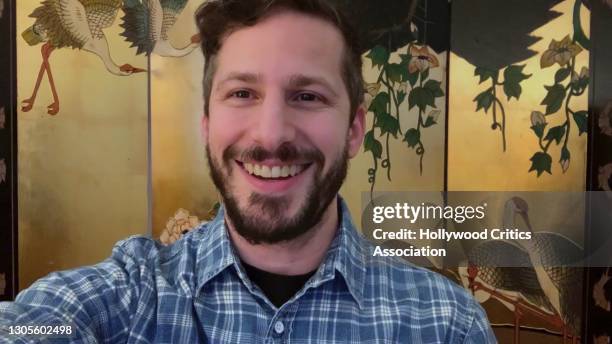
[226,197,340,276]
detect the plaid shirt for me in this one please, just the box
[0,199,496,343]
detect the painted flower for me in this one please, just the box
[571,66,589,83]
[530,111,546,126]
[0,107,5,129]
[426,109,441,123]
[0,159,5,184]
[540,35,583,68]
[408,45,439,74]
[399,82,408,94]
[598,101,612,137]
[560,156,570,173]
[598,163,612,198]
[159,208,201,245]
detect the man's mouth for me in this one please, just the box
[235,160,311,180]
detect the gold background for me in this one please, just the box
[17,1,149,289]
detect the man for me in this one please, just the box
[0,0,495,342]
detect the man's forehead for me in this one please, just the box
[215,71,339,95]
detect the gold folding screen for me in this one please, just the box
[17,1,148,289]
[15,0,597,342]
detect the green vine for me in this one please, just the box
[529,0,589,177]
[473,65,531,152]
[529,47,588,176]
[363,44,445,194]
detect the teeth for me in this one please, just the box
[261,166,271,178]
[241,162,306,179]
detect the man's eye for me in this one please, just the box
[231,90,252,99]
[295,93,319,102]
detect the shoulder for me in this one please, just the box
[358,239,492,339]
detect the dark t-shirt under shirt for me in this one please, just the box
[241,261,316,308]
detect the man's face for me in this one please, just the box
[202,10,364,244]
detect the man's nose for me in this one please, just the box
[251,95,296,151]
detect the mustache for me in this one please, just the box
[223,142,325,166]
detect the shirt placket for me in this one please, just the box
[264,301,298,344]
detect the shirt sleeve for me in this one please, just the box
[462,301,498,344]
[0,239,148,344]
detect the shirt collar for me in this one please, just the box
[194,196,366,309]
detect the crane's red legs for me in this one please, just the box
[21,43,59,115]
[41,43,59,115]
[21,43,50,112]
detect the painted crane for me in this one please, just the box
[21,0,146,115]
[505,197,583,343]
[120,0,200,57]
[460,240,558,344]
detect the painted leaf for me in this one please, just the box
[387,63,408,83]
[368,92,389,115]
[531,123,546,139]
[474,89,494,113]
[555,68,571,83]
[504,65,530,84]
[544,125,566,145]
[404,128,420,148]
[406,70,419,87]
[503,65,530,100]
[503,81,522,101]
[366,45,389,69]
[421,68,429,82]
[423,116,436,128]
[377,112,400,138]
[572,111,588,136]
[409,87,435,112]
[474,67,498,84]
[364,131,383,159]
[529,152,552,176]
[424,80,444,98]
[542,84,566,114]
[397,90,407,105]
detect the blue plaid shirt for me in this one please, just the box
[0,199,496,343]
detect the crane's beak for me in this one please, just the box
[191,34,201,44]
[120,64,147,74]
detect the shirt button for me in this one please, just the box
[274,320,285,335]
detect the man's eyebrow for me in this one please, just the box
[215,72,261,91]
[288,74,339,97]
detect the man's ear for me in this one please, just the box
[347,105,366,158]
[201,113,209,144]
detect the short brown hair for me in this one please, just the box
[195,0,364,122]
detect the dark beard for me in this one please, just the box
[206,142,348,244]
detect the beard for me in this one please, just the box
[206,141,348,245]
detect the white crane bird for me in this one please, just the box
[21,0,146,115]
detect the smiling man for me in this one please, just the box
[0,0,495,343]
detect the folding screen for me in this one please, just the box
[6,0,611,342]
[16,0,149,289]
